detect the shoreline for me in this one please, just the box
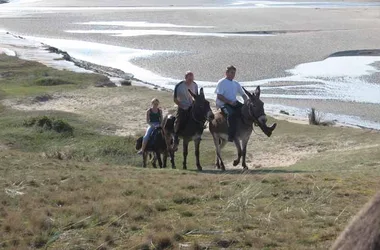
[1,30,379,131]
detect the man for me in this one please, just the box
[215,65,248,142]
[173,71,198,136]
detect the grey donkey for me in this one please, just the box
[209,86,277,171]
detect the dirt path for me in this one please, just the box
[4,85,379,169]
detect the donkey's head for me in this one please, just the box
[188,87,214,123]
[242,86,276,137]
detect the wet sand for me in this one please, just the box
[1,0,380,127]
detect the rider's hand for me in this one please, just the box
[230,101,237,106]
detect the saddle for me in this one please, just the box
[147,127,163,149]
[164,115,176,132]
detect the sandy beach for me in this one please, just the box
[1,0,380,128]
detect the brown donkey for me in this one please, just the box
[209,86,276,171]
[331,191,380,250]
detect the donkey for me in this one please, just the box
[135,127,175,168]
[209,86,277,171]
[331,191,380,250]
[162,88,213,171]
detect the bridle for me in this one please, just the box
[190,101,209,127]
[242,99,260,126]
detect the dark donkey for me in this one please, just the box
[135,127,175,168]
[162,88,213,171]
[209,86,277,171]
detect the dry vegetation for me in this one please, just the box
[1,55,380,249]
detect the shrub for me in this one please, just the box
[308,108,335,127]
[33,94,53,103]
[36,116,53,129]
[308,108,321,125]
[52,119,74,134]
[33,77,74,86]
[23,116,73,135]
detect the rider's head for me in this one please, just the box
[225,65,236,81]
[185,71,194,84]
[151,98,160,108]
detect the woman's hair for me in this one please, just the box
[151,98,160,105]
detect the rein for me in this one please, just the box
[241,102,259,126]
[190,105,208,127]
[245,101,267,137]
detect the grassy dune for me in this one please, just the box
[1,54,380,249]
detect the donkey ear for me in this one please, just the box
[199,87,204,97]
[242,87,254,99]
[254,86,261,98]
[188,89,197,99]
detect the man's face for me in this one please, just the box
[186,73,194,83]
[226,70,236,80]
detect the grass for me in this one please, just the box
[0,54,109,98]
[1,55,380,249]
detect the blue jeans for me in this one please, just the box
[221,102,243,140]
[143,122,160,142]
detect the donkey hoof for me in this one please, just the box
[197,165,202,171]
[215,164,220,169]
[221,167,226,171]
[233,160,240,166]
[242,165,248,170]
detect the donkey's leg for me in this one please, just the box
[163,151,168,168]
[212,135,221,169]
[170,150,176,169]
[182,138,189,170]
[215,154,220,169]
[213,136,226,171]
[241,137,250,169]
[151,154,157,168]
[142,152,147,168]
[233,138,242,166]
[165,134,176,169]
[194,137,202,171]
[156,152,163,168]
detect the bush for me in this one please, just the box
[33,77,74,86]
[52,119,74,134]
[308,108,335,127]
[23,116,73,135]
[308,108,321,125]
[36,116,53,129]
[33,94,53,103]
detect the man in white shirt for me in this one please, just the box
[215,65,248,142]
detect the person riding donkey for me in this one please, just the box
[173,71,199,142]
[137,98,163,155]
[215,65,248,142]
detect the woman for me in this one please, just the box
[137,98,163,155]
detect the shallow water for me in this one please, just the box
[1,0,380,129]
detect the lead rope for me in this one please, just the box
[246,104,266,138]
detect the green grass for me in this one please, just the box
[0,54,108,98]
[1,55,380,249]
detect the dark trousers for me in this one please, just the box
[174,107,189,134]
[221,102,243,140]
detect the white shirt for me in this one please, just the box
[215,78,245,108]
